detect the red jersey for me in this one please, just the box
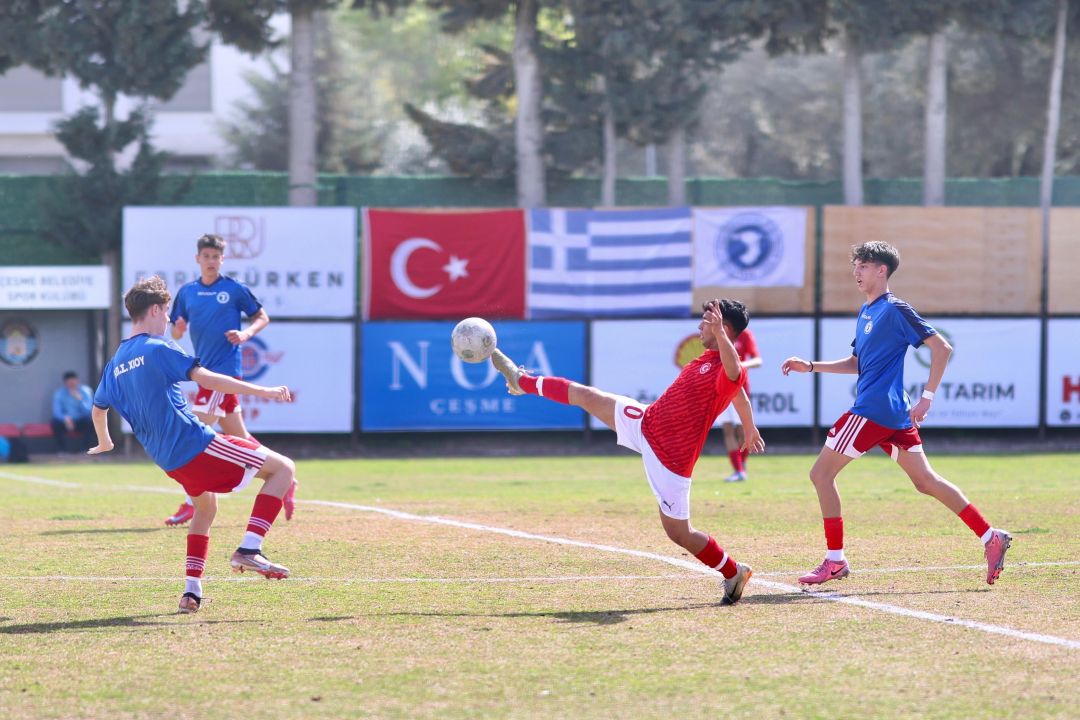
[642,350,748,477]
[734,329,760,394]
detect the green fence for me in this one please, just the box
[4,173,1080,265]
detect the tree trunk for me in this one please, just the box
[842,33,864,206]
[288,7,318,207]
[512,0,545,208]
[1041,0,1068,214]
[666,125,686,206]
[601,88,616,206]
[923,31,948,206]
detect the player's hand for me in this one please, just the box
[910,397,931,428]
[173,317,187,335]
[741,426,766,454]
[262,385,292,403]
[225,329,250,346]
[87,441,113,455]
[781,357,811,376]
[701,307,723,336]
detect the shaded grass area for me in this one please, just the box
[0,454,1077,719]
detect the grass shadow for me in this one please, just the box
[361,602,722,626]
[0,613,256,634]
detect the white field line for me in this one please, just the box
[0,470,80,488]
[307,499,1080,651]
[1,574,695,584]
[3,471,1079,650]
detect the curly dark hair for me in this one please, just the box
[125,276,172,322]
[851,241,900,277]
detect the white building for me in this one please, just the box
[0,26,286,173]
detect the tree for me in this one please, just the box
[0,0,206,368]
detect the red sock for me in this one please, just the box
[694,536,738,579]
[824,516,844,551]
[958,504,991,538]
[727,450,744,473]
[519,375,571,404]
[186,533,209,578]
[739,448,750,468]
[246,493,283,536]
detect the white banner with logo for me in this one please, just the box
[693,207,807,287]
[120,322,354,432]
[1047,319,1080,427]
[122,207,357,318]
[0,266,111,309]
[590,318,814,429]
[818,317,1040,428]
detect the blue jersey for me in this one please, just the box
[849,292,936,429]
[169,276,262,376]
[93,334,215,471]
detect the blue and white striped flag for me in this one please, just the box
[528,207,693,318]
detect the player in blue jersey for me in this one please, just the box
[90,276,298,613]
[781,241,1010,587]
[164,233,296,525]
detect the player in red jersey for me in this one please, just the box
[491,299,765,605]
[719,327,762,482]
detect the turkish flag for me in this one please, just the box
[363,209,527,319]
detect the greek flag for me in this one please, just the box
[528,207,693,318]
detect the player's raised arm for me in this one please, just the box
[87,405,114,455]
[190,365,292,403]
[704,306,743,382]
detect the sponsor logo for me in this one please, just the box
[1061,375,1080,403]
[0,320,38,366]
[214,216,266,259]
[674,334,704,368]
[714,212,784,282]
[240,336,284,382]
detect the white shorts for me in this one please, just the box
[613,397,692,520]
[717,402,742,426]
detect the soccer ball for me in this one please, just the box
[451,317,497,363]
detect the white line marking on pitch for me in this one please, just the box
[0,470,80,488]
[307,499,1080,651]
[1,574,696,584]
[2,471,1078,651]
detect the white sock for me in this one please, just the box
[241,531,264,551]
[184,577,203,597]
[184,495,193,506]
[826,549,845,562]
[980,527,994,545]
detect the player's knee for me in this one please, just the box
[909,471,939,495]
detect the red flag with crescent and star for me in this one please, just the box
[363,209,527,319]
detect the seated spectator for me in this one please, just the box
[51,371,94,452]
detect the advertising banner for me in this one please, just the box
[1047,319,1080,426]
[121,322,354,433]
[693,207,807,288]
[363,209,527,320]
[361,321,585,431]
[0,266,110,309]
[590,318,815,428]
[122,207,357,318]
[528,207,693,318]
[818,317,1040,428]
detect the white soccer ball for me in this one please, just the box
[451,317,497,363]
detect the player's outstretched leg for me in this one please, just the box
[230,450,295,580]
[491,349,577,406]
[490,349,524,395]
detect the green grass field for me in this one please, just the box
[1,452,1078,719]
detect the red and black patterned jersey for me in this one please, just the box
[642,350,747,477]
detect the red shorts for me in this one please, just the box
[825,411,923,461]
[166,435,267,497]
[192,383,241,418]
